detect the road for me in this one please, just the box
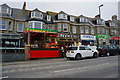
[2,55,119,78]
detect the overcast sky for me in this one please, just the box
[0,0,119,20]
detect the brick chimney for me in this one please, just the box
[22,2,26,10]
[112,15,117,20]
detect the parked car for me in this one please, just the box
[66,46,99,60]
[97,45,120,56]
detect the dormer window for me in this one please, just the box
[58,14,67,19]
[109,22,115,27]
[0,6,12,15]
[97,19,102,24]
[47,15,51,21]
[79,17,88,22]
[70,16,74,22]
[31,11,43,19]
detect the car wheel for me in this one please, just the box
[93,52,98,58]
[106,52,110,56]
[75,54,82,60]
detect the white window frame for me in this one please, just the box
[72,26,76,34]
[17,23,23,32]
[106,29,109,35]
[47,15,51,21]
[85,26,89,34]
[28,21,44,29]
[0,20,7,30]
[70,16,74,22]
[8,21,12,31]
[31,11,43,19]
[63,24,69,32]
[91,28,94,34]
[80,26,84,33]
[58,23,62,32]
[58,14,67,19]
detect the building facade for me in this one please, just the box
[1,3,120,52]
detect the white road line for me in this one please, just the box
[0,76,8,79]
[53,63,109,73]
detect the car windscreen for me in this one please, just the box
[67,47,78,50]
[98,46,108,49]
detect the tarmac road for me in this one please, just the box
[2,55,119,78]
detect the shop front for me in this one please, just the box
[24,28,60,59]
[80,35,96,46]
[110,36,120,45]
[96,35,110,45]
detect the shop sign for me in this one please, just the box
[24,28,56,33]
[96,35,110,39]
[81,35,96,41]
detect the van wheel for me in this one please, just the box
[75,54,82,60]
[93,52,98,58]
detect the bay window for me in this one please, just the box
[80,26,84,33]
[58,24,62,32]
[72,26,76,34]
[0,20,6,30]
[63,24,69,32]
[91,28,95,34]
[85,26,89,33]
[17,23,23,32]
[106,29,109,35]
[28,21,44,29]
[97,27,105,34]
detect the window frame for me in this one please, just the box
[63,24,69,32]
[0,20,7,30]
[31,11,43,19]
[58,14,67,19]
[17,22,23,32]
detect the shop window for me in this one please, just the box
[17,23,23,32]
[0,20,6,30]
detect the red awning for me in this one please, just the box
[110,37,119,40]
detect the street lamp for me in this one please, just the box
[99,4,103,18]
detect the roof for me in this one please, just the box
[11,8,30,21]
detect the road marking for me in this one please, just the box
[0,76,8,79]
[53,63,109,73]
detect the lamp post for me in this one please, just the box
[99,4,103,18]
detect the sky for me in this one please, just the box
[0,0,119,20]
